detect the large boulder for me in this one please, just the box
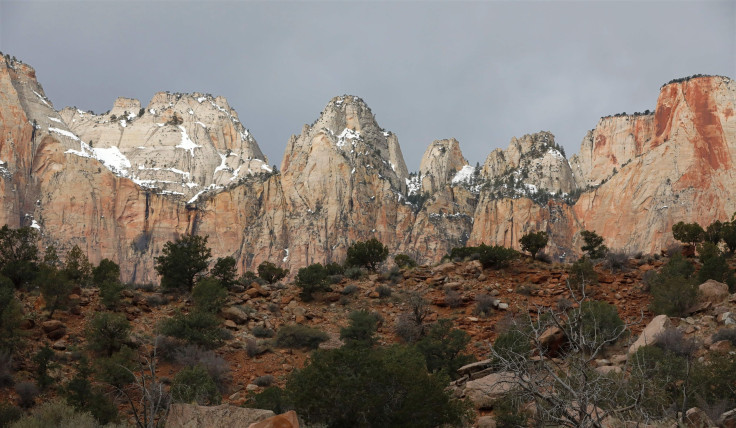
[628,315,671,355]
[464,371,519,409]
[221,306,250,324]
[247,411,300,428]
[165,404,274,428]
[699,279,729,304]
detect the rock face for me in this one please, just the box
[1,54,735,282]
[165,404,274,428]
[59,92,270,201]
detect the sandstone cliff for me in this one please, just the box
[1,53,734,282]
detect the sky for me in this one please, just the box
[1,1,734,170]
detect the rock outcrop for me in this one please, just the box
[1,53,735,281]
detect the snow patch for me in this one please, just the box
[30,220,40,230]
[336,128,360,148]
[119,120,127,128]
[261,164,273,173]
[283,248,289,263]
[176,125,200,156]
[33,90,51,107]
[406,175,422,196]
[451,165,476,185]
[48,117,62,124]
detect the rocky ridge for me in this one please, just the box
[0,53,735,281]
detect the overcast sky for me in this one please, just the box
[1,1,734,170]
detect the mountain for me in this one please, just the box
[0,53,734,281]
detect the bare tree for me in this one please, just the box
[111,338,171,428]
[488,280,649,427]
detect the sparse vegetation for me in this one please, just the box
[519,231,548,260]
[345,238,389,271]
[154,235,212,292]
[257,261,288,284]
[275,324,328,350]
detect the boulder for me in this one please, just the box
[457,359,492,377]
[247,411,300,428]
[718,408,736,428]
[222,307,249,324]
[165,404,274,428]
[684,407,714,428]
[476,416,497,428]
[628,315,671,355]
[41,320,64,333]
[539,326,565,356]
[464,371,519,409]
[699,279,729,304]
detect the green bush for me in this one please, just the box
[324,262,344,276]
[575,300,625,348]
[65,359,119,425]
[0,402,22,427]
[63,245,93,288]
[697,249,736,291]
[345,238,389,271]
[247,386,289,415]
[414,319,473,379]
[211,256,238,289]
[0,225,40,289]
[519,231,548,260]
[92,258,119,285]
[285,345,469,427]
[37,265,73,318]
[476,244,519,269]
[94,346,136,388]
[192,277,227,314]
[85,312,130,357]
[394,254,417,269]
[492,327,530,368]
[275,325,328,350]
[257,261,288,284]
[159,310,228,349]
[344,266,363,279]
[649,275,698,317]
[568,257,598,292]
[154,235,212,291]
[581,230,608,259]
[294,263,329,300]
[98,280,124,309]
[0,276,23,350]
[32,346,55,390]
[8,399,99,428]
[340,310,379,348]
[171,365,221,405]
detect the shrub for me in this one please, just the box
[257,261,288,284]
[171,365,220,405]
[145,294,168,307]
[247,386,288,415]
[698,251,736,291]
[92,259,120,285]
[0,403,21,426]
[32,346,55,390]
[712,327,736,346]
[159,310,227,349]
[0,276,23,350]
[575,300,625,348]
[37,265,73,318]
[294,263,329,300]
[604,251,630,273]
[245,338,260,357]
[340,310,379,348]
[494,394,527,428]
[345,238,389,271]
[324,262,344,276]
[568,257,598,292]
[722,221,736,254]
[415,319,473,378]
[341,284,358,295]
[0,350,14,387]
[395,313,423,343]
[649,274,698,317]
[394,254,417,269]
[252,325,275,338]
[477,244,518,269]
[9,399,99,427]
[154,235,212,292]
[86,312,130,356]
[491,327,530,368]
[376,284,392,298]
[63,245,93,287]
[65,359,119,425]
[174,345,230,393]
[94,346,136,388]
[519,231,548,260]
[473,294,495,318]
[285,345,469,427]
[344,266,363,279]
[211,256,238,289]
[444,288,463,308]
[0,225,40,289]
[98,280,124,309]
[275,325,328,349]
[15,381,39,408]
[654,328,698,357]
[252,375,274,387]
[581,230,608,259]
[191,277,227,314]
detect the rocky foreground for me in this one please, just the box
[1,53,735,282]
